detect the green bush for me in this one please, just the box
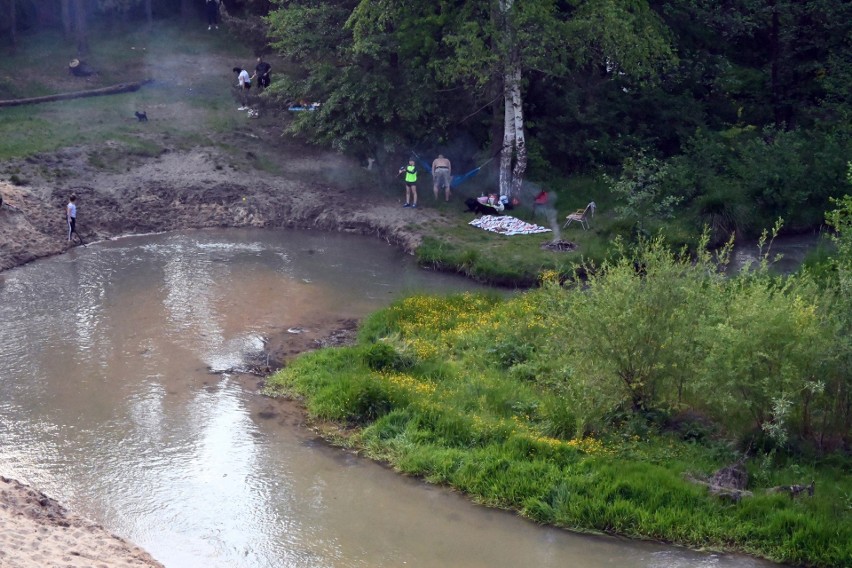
[362,342,411,371]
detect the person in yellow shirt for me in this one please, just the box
[398,158,418,208]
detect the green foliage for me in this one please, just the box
[260,0,850,241]
[607,153,683,233]
[362,341,412,372]
[265,0,456,152]
[617,127,851,241]
[266,267,852,565]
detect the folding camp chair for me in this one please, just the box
[563,202,596,230]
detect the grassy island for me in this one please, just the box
[267,228,852,568]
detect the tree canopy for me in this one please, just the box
[2,0,849,233]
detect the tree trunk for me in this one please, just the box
[769,0,783,127]
[9,0,17,50]
[61,0,72,38]
[496,0,526,199]
[0,80,152,107]
[74,0,89,56]
[181,0,194,21]
[508,61,526,197]
[499,78,515,198]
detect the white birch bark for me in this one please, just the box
[508,62,526,197]
[497,0,526,198]
[499,76,515,198]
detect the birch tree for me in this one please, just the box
[442,0,674,197]
[74,0,89,55]
[8,0,16,50]
[498,0,525,197]
[61,0,72,37]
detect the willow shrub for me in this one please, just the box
[528,233,844,448]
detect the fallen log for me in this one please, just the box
[0,80,152,108]
[768,480,815,499]
[684,473,754,503]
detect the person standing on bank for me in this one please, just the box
[233,66,251,110]
[398,158,418,208]
[66,194,83,245]
[431,154,452,202]
[252,57,272,90]
[206,0,220,30]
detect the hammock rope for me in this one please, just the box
[410,150,499,189]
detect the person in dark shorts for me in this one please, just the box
[398,158,418,208]
[252,57,272,90]
[206,0,220,30]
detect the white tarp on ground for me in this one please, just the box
[468,215,551,236]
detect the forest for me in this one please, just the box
[3,0,850,242]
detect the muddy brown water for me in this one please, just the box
[0,228,778,568]
[730,232,823,274]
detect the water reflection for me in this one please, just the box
[0,229,777,567]
[729,232,823,274]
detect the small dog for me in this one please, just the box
[134,111,148,122]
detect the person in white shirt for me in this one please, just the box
[66,194,83,245]
[233,67,251,110]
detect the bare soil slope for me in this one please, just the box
[0,139,440,272]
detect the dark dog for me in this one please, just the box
[134,111,148,122]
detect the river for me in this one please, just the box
[0,228,777,567]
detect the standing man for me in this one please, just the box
[233,66,251,110]
[252,56,272,90]
[66,194,83,245]
[432,154,452,202]
[206,0,220,30]
[398,158,418,208]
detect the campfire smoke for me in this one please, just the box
[522,183,577,252]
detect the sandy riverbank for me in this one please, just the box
[0,476,164,568]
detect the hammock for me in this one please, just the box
[411,151,497,189]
